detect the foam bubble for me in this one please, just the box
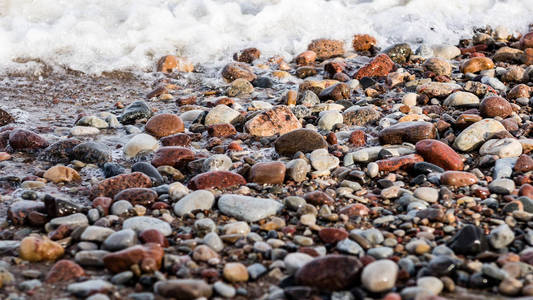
[0,0,531,74]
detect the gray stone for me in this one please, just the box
[361,260,398,292]
[337,238,364,256]
[173,190,215,216]
[367,247,394,259]
[111,200,133,215]
[214,281,236,298]
[102,229,138,251]
[49,213,88,229]
[123,216,172,236]
[414,187,439,203]
[75,250,110,267]
[489,224,515,249]
[218,194,283,222]
[81,226,115,242]
[67,279,113,297]
[247,263,267,280]
[488,178,515,195]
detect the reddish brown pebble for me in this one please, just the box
[349,130,366,147]
[227,141,243,151]
[339,203,369,217]
[103,243,164,273]
[378,121,436,145]
[295,254,362,291]
[207,124,237,138]
[188,171,246,190]
[221,62,256,82]
[519,184,533,198]
[160,133,191,147]
[114,188,158,206]
[521,31,533,49]
[326,132,337,145]
[416,139,464,170]
[352,34,376,51]
[354,54,395,79]
[45,260,85,283]
[139,229,169,248]
[90,172,152,199]
[515,154,533,173]
[376,154,423,172]
[295,50,317,66]
[92,197,112,216]
[307,39,345,60]
[249,162,286,185]
[440,171,478,187]
[145,113,184,138]
[233,47,261,64]
[304,191,334,205]
[151,146,195,168]
[319,228,348,244]
[9,129,49,151]
[479,96,513,118]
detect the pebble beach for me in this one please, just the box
[1,2,533,300]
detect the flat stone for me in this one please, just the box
[218,194,283,222]
[453,119,507,152]
[361,260,398,293]
[173,190,215,216]
[123,216,172,236]
[274,128,327,156]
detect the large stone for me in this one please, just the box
[45,260,85,283]
[479,96,513,118]
[448,224,488,255]
[19,236,64,262]
[379,121,436,145]
[479,138,522,158]
[114,188,158,206]
[423,57,452,76]
[218,194,283,222]
[416,139,463,170]
[274,128,327,156]
[443,91,480,107]
[440,171,478,187]
[103,243,164,273]
[461,57,495,73]
[245,106,301,137]
[221,62,256,82]
[361,260,398,293]
[43,165,81,183]
[151,147,195,168]
[154,279,212,300]
[90,172,152,199]
[354,54,395,79]
[71,142,112,165]
[295,255,363,291]
[123,216,172,236]
[173,190,215,216]
[249,162,286,184]
[123,133,159,158]
[307,39,344,60]
[7,200,46,226]
[145,113,184,138]
[8,129,49,151]
[453,119,507,152]
[416,82,461,98]
[188,171,246,190]
[119,101,152,124]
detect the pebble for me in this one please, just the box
[245,105,301,137]
[479,138,522,158]
[223,262,249,282]
[102,229,138,251]
[361,260,398,293]
[154,279,212,299]
[123,133,159,158]
[19,236,64,262]
[453,119,507,152]
[489,224,515,249]
[218,194,283,222]
[274,128,327,156]
[173,190,215,216]
[295,255,363,291]
[122,216,172,236]
[489,178,516,194]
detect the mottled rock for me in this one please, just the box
[90,172,152,199]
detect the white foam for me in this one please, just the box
[0,0,531,74]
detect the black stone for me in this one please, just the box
[252,77,274,88]
[447,224,488,255]
[383,43,412,64]
[428,255,459,277]
[377,179,394,189]
[410,174,426,185]
[119,100,152,124]
[132,162,164,186]
[284,286,315,300]
[413,162,444,174]
[44,194,85,218]
[469,273,499,289]
[71,142,112,165]
[103,162,125,178]
[359,77,376,89]
[377,149,394,160]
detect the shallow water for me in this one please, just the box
[0,0,531,74]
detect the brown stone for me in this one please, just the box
[460,57,494,73]
[295,255,363,291]
[249,162,286,185]
[501,118,519,132]
[45,260,85,283]
[192,245,219,262]
[139,229,169,248]
[9,129,49,151]
[295,50,317,66]
[376,154,424,172]
[324,61,345,76]
[304,191,334,205]
[90,172,152,199]
[221,62,256,82]
[416,139,464,170]
[188,171,246,190]
[423,57,452,76]
[440,171,478,187]
[319,228,348,244]
[223,262,249,282]
[161,133,191,147]
[245,106,301,137]
[507,84,531,99]
[19,236,64,262]
[354,54,395,79]
[157,55,193,73]
[274,128,327,156]
[318,83,350,101]
[151,146,195,168]
[349,130,366,147]
[295,66,318,78]
[233,48,260,63]
[7,200,46,226]
[145,114,184,138]
[103,243,164,273]
[515,154,533,173]
[339,203,369,217]
[378,121,436,145]
[154,279,212,299]
[519,184,533,198]
[114,188,158,206]
[521,32,533,49]
[307,39,344,60]
[43,165,81,183]
[0,109,14,126]
[92,197,112,216]
[479,96,513,118]
[207,124,237,138]
[352,34,376,51]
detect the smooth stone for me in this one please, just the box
[443,91,480,107]
[67,279,113,297]
[123,216,172,236]
[124,134,159,158]
[361,260,398,293]
[202,154,232,172]
[489,224,515,249]
[310,148,339,171]
[218,194,283,222]
[417,276,443,295]
[205,105,240,126]
[154,279,212,299]
[132,162,165,186]
[274,128,327,156]
[80,226,115,242]
[448,224,488,255]
[77,115,108,128]
[102,229,138,251]
[284,253,314,275]
[414,187,439,203]
[71,142,112,165]
[453,119,507,152]
[318,111,343,130]
[479,138,522,158]
[286,159,311,182]
[119,101,151,124]
[173,190,215,216]
[75,250,109,267]
[489,178,515,195]
[70,126,100,136]
[48,213,88,229]
[111,200,133,215]
[295,255,363,291]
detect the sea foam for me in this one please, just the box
[0,0,531,74]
